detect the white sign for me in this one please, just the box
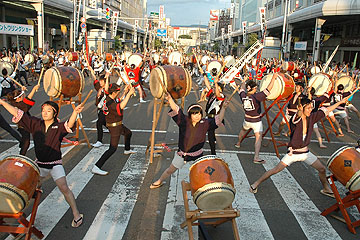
[259,7,266,33]
[228,25,232,35]
[159,5,164,20]
[235,3,240,18]
[294,41,307,50]
[0,22,34,36]
[112,11,119,38]
[230,3,235,19]
[166,18,170,27]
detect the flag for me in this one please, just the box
[352,52,358,70]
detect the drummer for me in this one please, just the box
[331,84,354,133]
[124,62,145,103]
[0,99,84,228]
[235,73,277,164]
[249,95,353,197]
[150,93,229,189]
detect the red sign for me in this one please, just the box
[210,10,219,21]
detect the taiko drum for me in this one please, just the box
[43,66,84,98]
[189,156,236,211]
[308,73,332,96]
[336,76,354,93]
[281,61,296,72]
[0,61,14,77]
[0,155,40,213]
[259,73,295,100]
[327,146,360,191]
[149,65,192,99]
[105,53,113,62]
[67,52,79,62]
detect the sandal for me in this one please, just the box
[253,159,266,164]
[150,182,163,189]
[249,185,258,194]
[320,189,335,199]
[71,214,83,228]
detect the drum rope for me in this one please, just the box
[0,184,27,209]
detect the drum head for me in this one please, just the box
[336,76,353,92]
[43,68,62,98]
[327,146,352,168]
[169,52,183,65]
[201,55,210,65]
[0,183,27,213]
[42,55,50,64]
[149,67,166,99]
[259,74,284,100]
[207,60,222,74]
[310,66,321,75]
[224,56,235,68]
[128,54,143,68]
[308,73,331,96]
[152,53,160,63]
[0,61,14,77]
[193,182,236,211]
[24,54,34,64]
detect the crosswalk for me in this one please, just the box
[1,142,360,240]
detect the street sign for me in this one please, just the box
[157,29,167,37]
[81,23,86,29]
[80,17,86,23]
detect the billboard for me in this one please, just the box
[210,10,219,21]
[294,41,307,50]
[157,29,167,37]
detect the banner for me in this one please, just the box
[242,21,247,45]
[0,22,34,36]
[210,10,219,21]
[112,11,119,38]
[294,41,307,50]
[259,7,266,33]
[230,3,235,19]
[235,3,240,18]
[159,5,164,20]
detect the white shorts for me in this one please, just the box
[313,122,318,129]
[242,120,263,133]
[281,151,317,166]
[171,153,186,169]
[328,111,334,117]
[333,109,348,118]
[39,165,66,181]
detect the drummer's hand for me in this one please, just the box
[33,84,40,92]
[74,104,84,113]
[21,86,27,91]
[128,86,135,95]
[165,92,172,101]
[223,100,230,109]
[105,71,111,79]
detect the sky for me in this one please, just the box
[146,0,231,26]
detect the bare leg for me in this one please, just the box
[310,159,332,193]
[152,164,178,186]
[253,131,263,161]
[313,127,326,148]
[330,116,344,136]
[250,162,287,190]
[55,177,81,221]
[344,117,354,133]
[274,122,285,136]
[235,128,247,147]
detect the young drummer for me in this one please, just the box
[92,74,107,148]
[91,83,136,176]
[150,92,229,189]
[0,99,84,228]
[249,95,353,197]
[235,73,277,164]
[6,84,40,155]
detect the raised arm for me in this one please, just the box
[0,99,19,116]
[68,104,84,128]
[119,86,135,109]
[266,72,278,92]
[165,92,179,112]
[27,84,40,99]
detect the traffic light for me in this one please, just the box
[105,8,111,20]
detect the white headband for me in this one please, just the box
[13,91,25,100]
[187,104,203,112]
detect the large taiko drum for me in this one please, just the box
[327,146,360,191]
[43,66,84,98]
[0,155,40,213]
[149,65,192,99]
[105,53,113,62]
[0,61,14,77]
[308,73,332,96]
[24,54,35,64]
[2,57,11,62]
[260,73,295,100]
[310,66,321,75]
[67,52,79,62]
[189,156,236,211]
[201,55,211,65]
[224,55,236,68]
[336,76,353,92]
[207,60,222,74]
[169,51,183,65]
[281,61,296,72]
[128,53,143,68]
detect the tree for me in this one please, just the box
[246,33,259,49]
[114,36,122,50]
[154,39,163,50]
[212,42,220,52]
[232,42,239,49]
[178,35,192,39]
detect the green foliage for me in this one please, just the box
[178,35,192,39]
[246,33,259,49]
[114,35,122,50]
[154,39,163,50]
[232,42,239,49]
[212,42,219,52]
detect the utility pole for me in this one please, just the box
[281,0,289,60]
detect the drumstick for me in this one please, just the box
[80,90,93,107]
[216,61,228,80]
[304,75,308,88]
[7,76,25,89]
[37,67,45,86]
[227,85,241,102]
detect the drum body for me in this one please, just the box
[224,55,236,68]
[0,61,14,77]
[308,73,332,96]
[282,61,296,71]
[43,67,84,98]
[128,54,143,68]
[0,155,40,213]
[207,60,222,74]
[189,156,236,211]
[260,73,295,100]
[169,51,183,65]
[149,65,192,99]
[336,76,353,92]
[67,52,79,62]
[24,54,34,64]
[327,146,360,191]
[105,53,113,62]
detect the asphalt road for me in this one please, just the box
[0,72,360,240]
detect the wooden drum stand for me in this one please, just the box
[50,91,92,149]
[321,175,360,234]
[0,189,44,240]
[180,180,240,240]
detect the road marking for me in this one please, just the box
[0,143,34,159]
[218,153,274,239]
[261,155,341,240]
[6,145,102,240]
[161,154,198,240]
[83,147,148,240]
